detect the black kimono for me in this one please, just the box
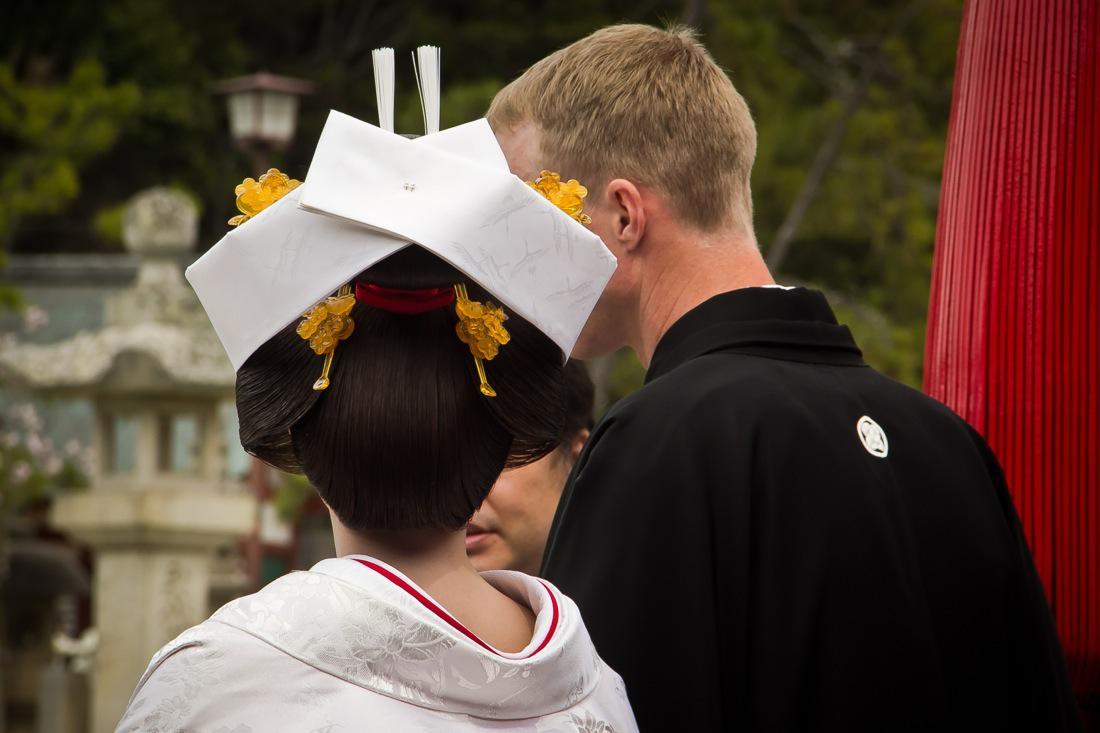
[543,287,1079,732]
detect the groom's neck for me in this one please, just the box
[633,224,773,368]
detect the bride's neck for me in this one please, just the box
[326,507,536,653]
[328,509,478,589]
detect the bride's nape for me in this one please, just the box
[328,513,536,654]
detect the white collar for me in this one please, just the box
[211,554,602,718]
[313,554,560,660]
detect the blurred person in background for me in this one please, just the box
[466,360,593,575]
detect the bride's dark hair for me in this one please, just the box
[235,246,565,531]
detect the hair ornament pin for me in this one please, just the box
[453,283,510,397]
[527,170,592,225]
[297,284,355,391]
[228,168,302,226]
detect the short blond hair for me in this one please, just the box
[489,24,756,234]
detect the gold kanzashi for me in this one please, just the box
[228,168,302,226]
[453,283,510,397]
[297,284,355,391]
[527,170,592,225]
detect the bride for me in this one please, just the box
[116,110,635,731]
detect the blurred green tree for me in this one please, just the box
[0,403,90,512]
[0,0,960,387]
[0,60,138,244]
[710,0,960,384]
[0,59,138,308]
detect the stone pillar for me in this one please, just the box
[39,187,256,733]
[51,490,253,733]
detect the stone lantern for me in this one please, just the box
[210,71,315,173]
[0,188,255,733]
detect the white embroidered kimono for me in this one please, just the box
[117,556,637,732]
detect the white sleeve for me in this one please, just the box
[114,626,220,733]
[540,662,639,733]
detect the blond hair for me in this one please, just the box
[489,24,757,234]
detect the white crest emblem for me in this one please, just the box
[856,416,889,458]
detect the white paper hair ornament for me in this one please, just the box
[371,47,395,132]
[412,45,441,135]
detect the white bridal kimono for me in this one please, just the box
[117,556,637,732]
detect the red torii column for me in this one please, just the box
[924,0,1099,714]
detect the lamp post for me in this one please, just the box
[211,71,315,174]
[211,71,315,590]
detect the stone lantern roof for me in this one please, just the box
[0,187,234,395]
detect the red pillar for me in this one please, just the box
[925,0,1100,707]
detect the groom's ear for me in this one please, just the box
[604,178,646,253]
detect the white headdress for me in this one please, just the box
[186,48,615,396]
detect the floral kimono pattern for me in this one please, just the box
[117,556,637,732]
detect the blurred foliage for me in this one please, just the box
[0,59,139,243]
[92,202,126,244]
[0,0,961,388]
[0,251,21,311]
[0,403,90,513]
[710,0,960,386]
[273,472,315,524]
[606,350,647,414]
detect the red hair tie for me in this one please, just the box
[355,282,456,315]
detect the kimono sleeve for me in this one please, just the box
[114,626,235,733]
[964,425,1082,730]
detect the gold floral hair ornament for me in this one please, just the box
[297,284,355,391]
[453,283,510,397]
[527,170,592,225]
[228,168,302,226]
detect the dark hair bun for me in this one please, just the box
[236,246,565,531]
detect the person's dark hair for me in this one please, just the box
[236,246,565,531]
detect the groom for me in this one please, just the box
[489,24,1080,731]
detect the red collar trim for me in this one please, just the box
[353,558,558,659]
[529,580,559,657]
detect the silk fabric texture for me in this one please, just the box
[117,556,636,732]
